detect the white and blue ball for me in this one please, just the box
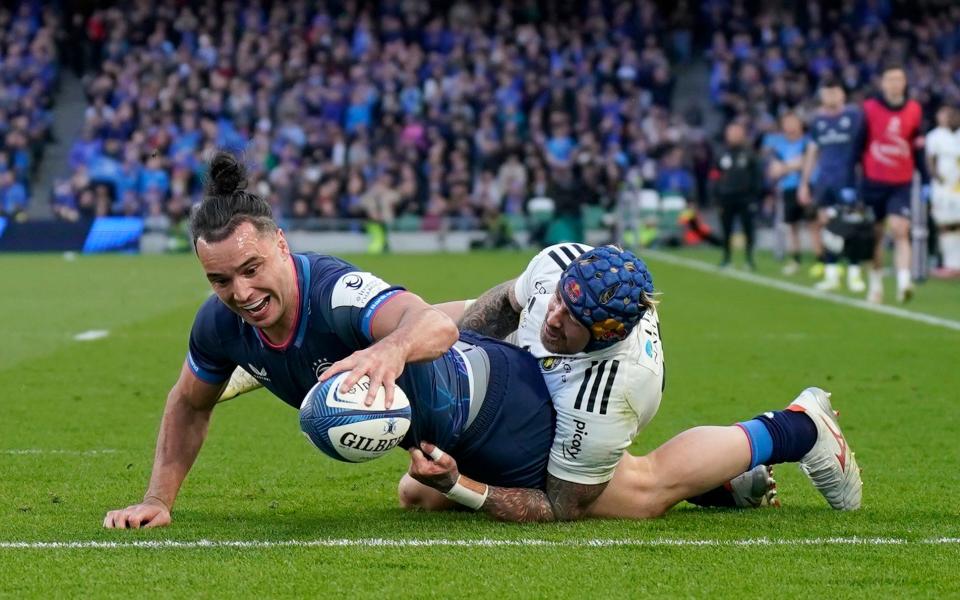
[299,372,412,463]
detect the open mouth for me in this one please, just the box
[241,296,270,317]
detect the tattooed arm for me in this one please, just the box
[480,474,607,522]
[408,442,605,522]
[456,278,522,340]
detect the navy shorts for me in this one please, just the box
[452,332,556,490]
[862,180,912,221]
[814,184,857,209]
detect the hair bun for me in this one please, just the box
[207,151,248,197]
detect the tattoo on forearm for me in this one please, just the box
[458,281,520,339]
[479,476,608,523]
[483,487,555,522]
[545,475,606,521]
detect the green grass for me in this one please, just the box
[1,250,959,598]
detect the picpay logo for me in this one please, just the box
[562,418,588,460]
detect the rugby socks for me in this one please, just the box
[896,268,912,290]
[686,485,739,508]
[869,269,883,290]
[737,410,817,469]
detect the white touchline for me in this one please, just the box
[73,330,110,342]
[645,251,960,333]
[0,449,117,456]
[0,537,958,550]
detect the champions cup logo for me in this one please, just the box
[563,278,582,303]
[344,275,363,289]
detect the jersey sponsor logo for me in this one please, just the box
[247,363,270,381]
[312,357,332,380]
[331,272,392,309]
[561,418,588,460]
[573,360,620,415]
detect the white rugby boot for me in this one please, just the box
[218,367,263,403]
[787,387,862,510]
[728,465,780,508]
[847,265,866,293]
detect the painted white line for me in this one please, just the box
[645,251,960,332]
[0,449,117,456]
[0,537,957,550]
[73,330,110,341]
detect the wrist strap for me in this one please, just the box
[443,475,489,510]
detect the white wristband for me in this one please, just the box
[443,475,489,510]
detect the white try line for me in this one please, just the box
[1,537,958,550]
[645,251,960,332]
[0,449,117,456]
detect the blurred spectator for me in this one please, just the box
[0,3,59,219]
[711,122,764,268]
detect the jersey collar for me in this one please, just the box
[255,254,311,351]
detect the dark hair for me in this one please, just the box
[881,61,906,75]
[818,76,845,92]
[190,151,278,247]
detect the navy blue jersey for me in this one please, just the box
[810,106,864,189]
[186,252,473,450]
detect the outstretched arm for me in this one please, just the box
[456,278,522,339]
[408,442,605,522]
[103,362,223,528]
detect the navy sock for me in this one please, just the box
[686,485,738,508]
[737,409,817,469]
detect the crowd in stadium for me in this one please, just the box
[0,4,57,218]
[46,0,688,230]
[0,0,955,276]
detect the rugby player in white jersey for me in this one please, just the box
[400,244,861,521]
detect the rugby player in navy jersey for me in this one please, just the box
[103,152,556,529]
[798,78,870,293]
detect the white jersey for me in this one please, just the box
[513,243,664,485]
[926,126,960,189]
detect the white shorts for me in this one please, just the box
[932,185,960,226]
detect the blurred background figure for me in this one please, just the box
[763,112,814,275]
[926,105,960,277]
[711,122,764,269]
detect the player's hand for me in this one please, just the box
[797,184,811,206]
[103,498,171,529]
[320,340,405,408]
[408,442,460,493]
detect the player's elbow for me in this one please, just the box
[434,310,459,348]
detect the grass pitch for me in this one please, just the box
[1,248,959,598]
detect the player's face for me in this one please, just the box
[880,69,907,102]
[196,221,294,332]
[819,86,844,110]
[782,115,802,137]
[541,290,591,354]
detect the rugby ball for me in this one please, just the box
[299,372,412,463]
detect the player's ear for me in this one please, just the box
[275,228,290,256]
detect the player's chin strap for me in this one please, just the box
[428,447,489,510]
